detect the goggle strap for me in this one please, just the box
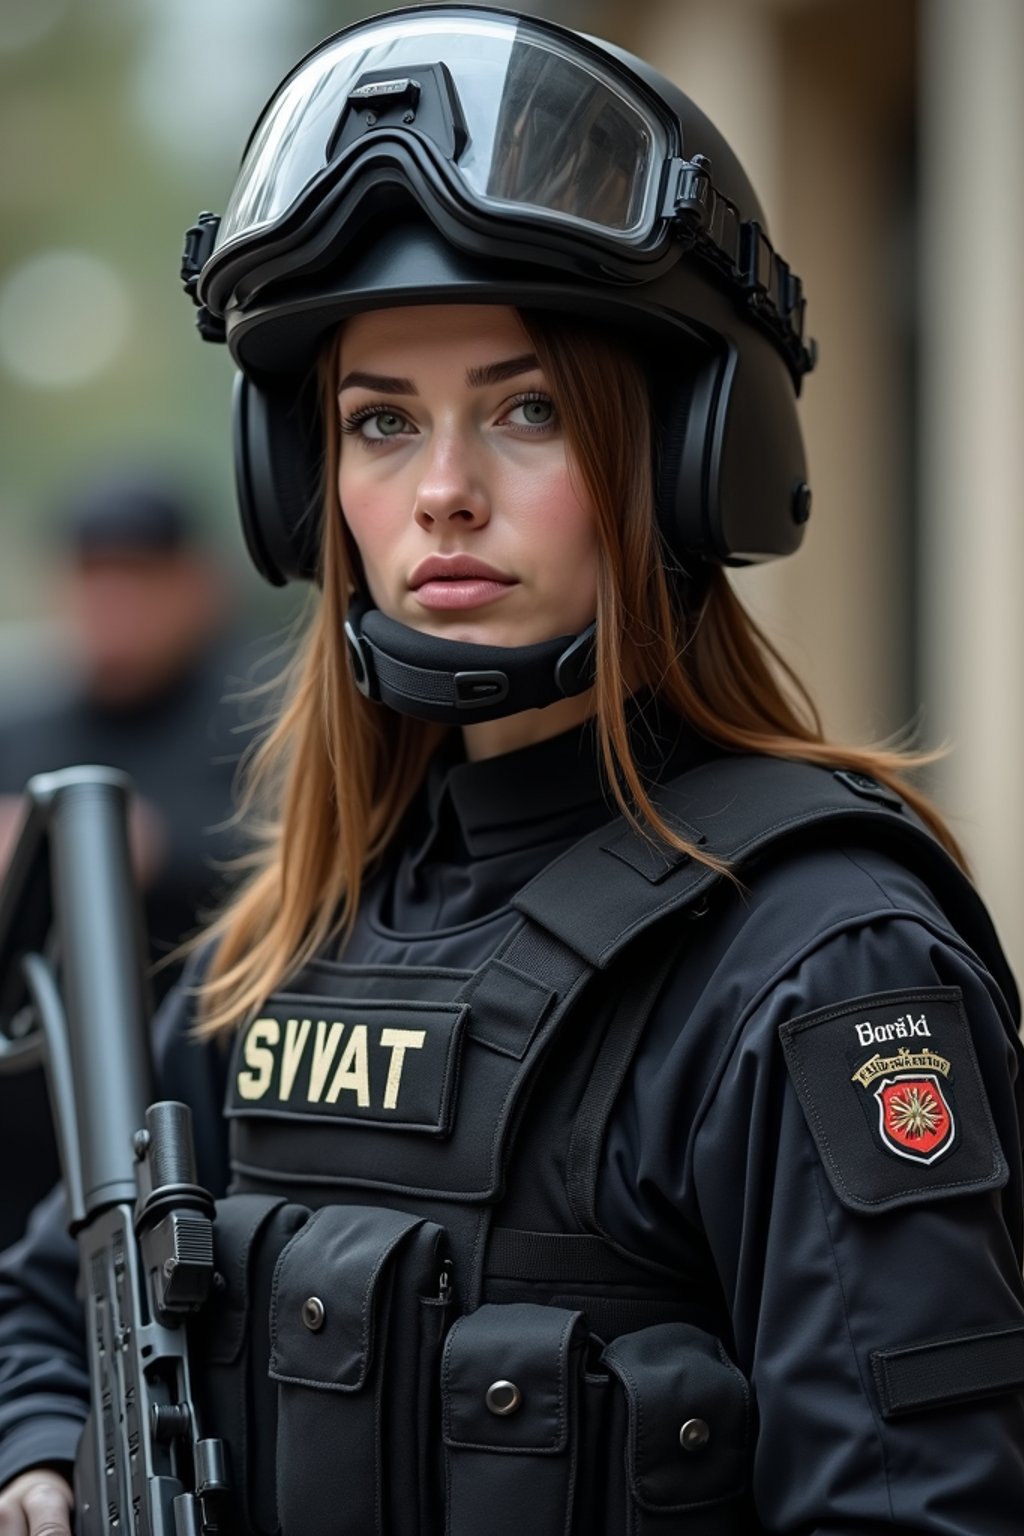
[664,157,817,386]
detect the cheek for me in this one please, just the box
[337,462,390,583]
[526,463,600,570]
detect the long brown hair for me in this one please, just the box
[197,309,962,1035]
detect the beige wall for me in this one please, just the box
[919,0,1024,967]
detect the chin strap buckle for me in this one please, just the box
[454,672,510,708]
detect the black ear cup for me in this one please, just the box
[710,331,808,563]
[650,342,727,567]
[233,373,324,585]
[650,309,809,569]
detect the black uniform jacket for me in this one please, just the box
[1,713,1023,1533]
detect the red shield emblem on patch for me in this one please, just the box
[874,1073,954,1163]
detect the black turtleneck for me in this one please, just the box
[343,701,715,964]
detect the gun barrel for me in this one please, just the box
[40,769,154,1219]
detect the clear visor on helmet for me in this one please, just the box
[215,10,669,258]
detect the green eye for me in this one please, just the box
[370,411,407,437]
[340,404,414,443]
[508,396,554,428]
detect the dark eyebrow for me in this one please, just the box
[338,370,415,395]
[465,353,540,387]
[337,354,541,396]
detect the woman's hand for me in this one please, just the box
[0,1468,73,1535]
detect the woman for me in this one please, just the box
[1,7,1023,1533]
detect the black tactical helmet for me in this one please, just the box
[181,4,816,722]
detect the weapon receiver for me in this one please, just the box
[0,767,228,1534]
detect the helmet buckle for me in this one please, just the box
[181,213,226,343]
[181,213,221,301]
[662,157,715,241]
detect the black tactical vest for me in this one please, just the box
[192,758,1015,1536]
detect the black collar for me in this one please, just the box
[416,700,713,862]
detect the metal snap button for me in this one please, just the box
[302,1296,326,1332]
[679,1418,710,1452]
[485,1380,522,1416]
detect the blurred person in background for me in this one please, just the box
[0,470,251,1249]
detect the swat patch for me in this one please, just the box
[226,992,468,1134]
[779,987,1007,1213]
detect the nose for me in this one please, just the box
[413,429,490,533]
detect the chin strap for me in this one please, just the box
[343,596,597,725]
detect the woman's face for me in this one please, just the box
[336,305,599,649]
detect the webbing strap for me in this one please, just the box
[485,1228,657,1286]
[509,757,1019,1019]
[469,756,1017,1066]
[483,938,692,1293]
[564,939,683,1243]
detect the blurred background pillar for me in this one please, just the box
[920,0,1024,964]
[622,0,918,747]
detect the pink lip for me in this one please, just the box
[409,554,518,612]
[409,555,515,589]
[414,578,516,611]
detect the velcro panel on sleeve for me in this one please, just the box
[872,1324,1024,1418]
[779,987,1007,1213]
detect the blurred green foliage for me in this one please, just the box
[0,0,374,619]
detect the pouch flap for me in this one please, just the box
[200,1194,306,1366]
[442,1303,585,1454]
[269,1204,425,1390]
[603,1323,749,1512]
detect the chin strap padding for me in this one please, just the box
[343,599,596,725]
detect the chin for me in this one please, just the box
[425,617,558,650]
[428,621,515,648]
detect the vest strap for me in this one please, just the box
[565,939,683,1242]
[485,1228,659,1286]
[511,757,1018,1019]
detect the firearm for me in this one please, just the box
[0,767,228,1534]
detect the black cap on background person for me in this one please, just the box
[57,470,199,557]
[44,469,227,711]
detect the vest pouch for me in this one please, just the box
[600,1322,751,1534]
[442,1302,590,1536]
[189,1194,310,1536]
[268,1203,452,1536]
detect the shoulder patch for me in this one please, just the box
[779,987,1008,1213]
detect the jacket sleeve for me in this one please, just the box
[0,959,228,1488]
[691,896,1024,1533]
[0,1185,87,1485]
